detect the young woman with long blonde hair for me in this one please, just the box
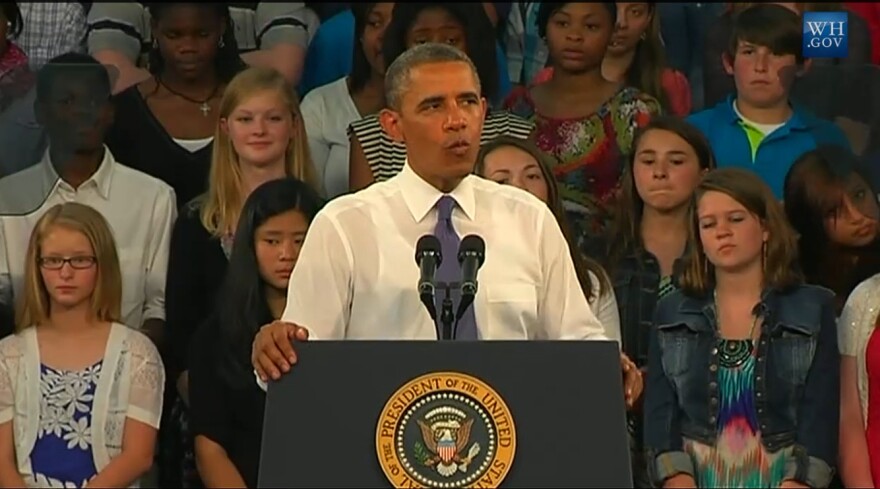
[0,202,164,488]
[161,66,318,487]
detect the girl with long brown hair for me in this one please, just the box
[644,168,838,488]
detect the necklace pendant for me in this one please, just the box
[200,103,210,117]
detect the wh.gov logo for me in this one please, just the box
[803,11,848,58]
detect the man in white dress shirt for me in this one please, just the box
[0,53,176,343]
[251,43,639,401]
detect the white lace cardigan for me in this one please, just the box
[839,274,880,427]
[0,322,165,488]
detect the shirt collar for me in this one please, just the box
[397,160,476,223]
[40,145,115,200]
[724,94,811,130]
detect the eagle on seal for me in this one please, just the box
[417,418,481,477]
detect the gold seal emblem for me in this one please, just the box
[376,372,516,488]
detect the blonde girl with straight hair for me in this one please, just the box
[0,202,164,488]
[163,66,319,487]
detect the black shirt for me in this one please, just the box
[189,315,265,488]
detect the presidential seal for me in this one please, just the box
[376,372,516,488]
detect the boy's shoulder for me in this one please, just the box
[685,101,732,130]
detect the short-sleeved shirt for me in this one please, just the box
[86,2,320,66]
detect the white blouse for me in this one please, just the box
[839,273,880,426]
[300,76,362,199]
[588,270,622,345]
[0,323,165,488]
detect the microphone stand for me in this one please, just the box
[436,281,459,341]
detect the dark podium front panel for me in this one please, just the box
[259,340,632,488]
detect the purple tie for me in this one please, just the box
[434,195,478,340]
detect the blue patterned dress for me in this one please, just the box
[684,339,792,487]
[29,361,103,488]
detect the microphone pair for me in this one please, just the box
[415,234,486,323]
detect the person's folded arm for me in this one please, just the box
[782,292,840,489]
[86,2,151,93]
[243,3,321,86]
[643,301,695,488]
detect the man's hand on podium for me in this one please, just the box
[620,353,643,410]
[252,320,310,382]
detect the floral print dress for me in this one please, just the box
[29,361,103,488]
[504,86,660,236]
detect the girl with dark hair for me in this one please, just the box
[347,2,534,191]
[475,136,619,341]
[783,145,880,313]
[105,3,247,209]
[532,2,692,116]
[587,116,714,487]
[504,2,661,236]
[0,1,33,113]
[301,2,394,199]
[189,177,323,488]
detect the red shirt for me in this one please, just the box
[847,2,880,64]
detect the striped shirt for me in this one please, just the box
[86,2,320,66]
[349,111,534,183]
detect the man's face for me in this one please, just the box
[38,74,113,154]
[379,61,487,189]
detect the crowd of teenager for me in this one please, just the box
[0,1,879,488]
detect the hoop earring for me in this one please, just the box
[218,38,225,48]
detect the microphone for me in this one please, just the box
[455,235,485,324]
[415,235,442,320]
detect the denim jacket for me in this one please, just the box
[643,285,839,488]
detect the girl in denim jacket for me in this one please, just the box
[644,168,839,488]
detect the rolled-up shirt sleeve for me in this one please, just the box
[255,2,320,50]
[86,2,149,63]
[254,210,353,392]
[538,207,610,342]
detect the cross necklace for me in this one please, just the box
[156,76,221,117]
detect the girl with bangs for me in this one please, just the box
[587,116,715,486]
[783,145,880,313]
[0,203,164,488]
[644,168,839,488]
[162,66,317,487]
[794,147,880,488]
[190,178,323,488]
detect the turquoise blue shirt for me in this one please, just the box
[686,95,851,198]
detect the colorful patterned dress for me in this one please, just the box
[503,86,659,236]
[29,361,103,488]
[684,339,791,488]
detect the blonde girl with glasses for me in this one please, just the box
[0,202,165,488]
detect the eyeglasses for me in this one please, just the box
[38,256,97,270]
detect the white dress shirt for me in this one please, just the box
[280,162,615,342]
[300,76,362,199]
[0,146,177,330]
